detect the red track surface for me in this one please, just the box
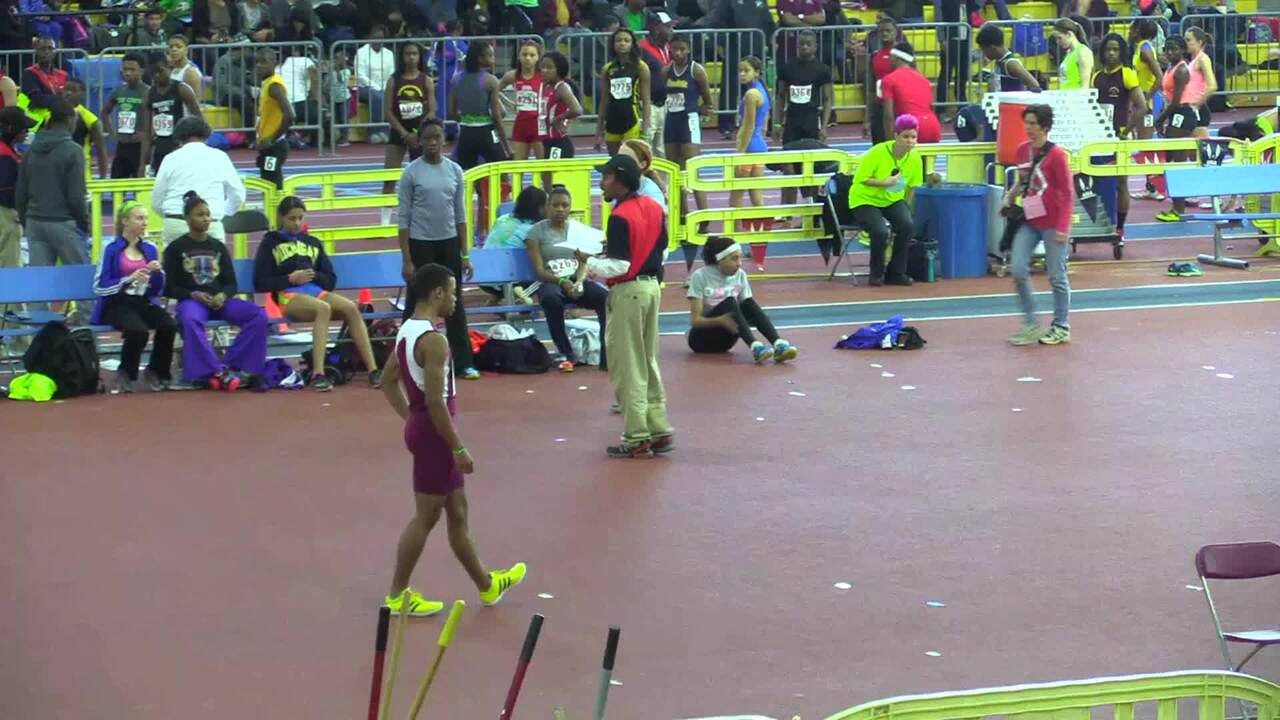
[4,300,1280,719]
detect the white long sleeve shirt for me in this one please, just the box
[150,141,246,220]
[355,44,396,91]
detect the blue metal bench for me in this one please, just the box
[0,247,545,338]
[1165,165,1280,270]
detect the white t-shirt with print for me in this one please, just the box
[686,265,752,311]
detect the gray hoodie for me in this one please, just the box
[16,128,88,233]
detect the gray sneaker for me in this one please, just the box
[140,368,168,391]
[112,372,136,394]
[1008,323,1044,346]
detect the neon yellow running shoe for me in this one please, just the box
[384,588,444,617]
[480,563,527,607]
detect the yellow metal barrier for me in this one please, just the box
[1243,134,1279,241]
[280,169,402,254]
[826,671,1280,720]
[1077,138,1247,176]
[461,158,682,250]
[88,175,277,259]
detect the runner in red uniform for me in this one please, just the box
[880,43,942,144]
[498,40,544,162]
[538,51,581,161]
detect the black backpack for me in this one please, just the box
[474,336,552,374]
[337,303,398,374]
[22,322,102,398]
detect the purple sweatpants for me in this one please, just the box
[177,298,269,382]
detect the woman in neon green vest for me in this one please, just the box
[1052,18,1093,90]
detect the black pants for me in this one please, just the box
[456,124,507,170]
[257,137,289,189]
[935,36,968,107]
[851,200,913,279]
[539,280,607,368]
[111,142,142,179]
[100,294,176,380]
[403,239,474,369]
[687,297,778,353]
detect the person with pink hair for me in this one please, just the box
[847,114,924,287]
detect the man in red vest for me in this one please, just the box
[576,155,673,458]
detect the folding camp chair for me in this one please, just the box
[822,176,866,285]
[1194,541,1280,675]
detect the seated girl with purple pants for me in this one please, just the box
[162,190,268,391]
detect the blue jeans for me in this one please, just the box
[539,280,608,368]
[1011,224,1070,329]
[358,87,388,134]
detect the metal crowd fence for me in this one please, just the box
[771,22,970,124]
[1178,11,1280,106]
[83,40,326,152]
[328,33,544,151]
[0,47,87,97]
[979,15,1172,98]
[554,27,768,126]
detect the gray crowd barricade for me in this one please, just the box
[88,40,326,152]
[1178,11,1280,106]
[976,16,1173,99]
[328,34,543,151]
[771,22,968,125]
[0,47,88,111]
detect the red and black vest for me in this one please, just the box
[606,194,665,287]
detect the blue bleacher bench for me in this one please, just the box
[0,248,547,339]
[1164,165,1280,271]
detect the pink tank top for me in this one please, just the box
[1183,52,1208,106]
[119,252,147,276]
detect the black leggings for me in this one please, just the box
[687,297,778,353]
[403,239,475,369]
[100,294,176,380]
[851,200,913,278]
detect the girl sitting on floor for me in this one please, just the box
[92,201,176,392]
[163,190,268,391]
[686,235,797,363]
[253,196,382,391]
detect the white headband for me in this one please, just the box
[890,48,915,63]
[715,242,743,261]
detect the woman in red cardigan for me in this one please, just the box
[1004,104,1075,346]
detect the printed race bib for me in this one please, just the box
[515,88,538,111]
[789,84,813,104]
[153,114,174,137]
[1103,103,1115,124]
[263,155,279,172]
[546,258,578,277]
[399,101,424,120]
[610,77,633,100]
[549,146,562,159]
[875,79,883,99]
[1023,194,1047,219]
[1171,112,1186,129]
[117,110,137,135]
[1143,113,1154,128]
[491,129,501,145]
[665,93,686,113]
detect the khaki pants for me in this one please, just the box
[0,206,26,350]
[162,217,225,244]
[0,206,19,269]
[605,276,672,443]
[644,105,666,160]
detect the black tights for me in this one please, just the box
[687,297,779,353]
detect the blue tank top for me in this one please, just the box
[739,80,770,153]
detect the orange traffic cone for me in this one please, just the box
[358,288,373,308]
[264,293,289,333]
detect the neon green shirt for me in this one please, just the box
[849,140,923,209]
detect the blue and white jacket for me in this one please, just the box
[91,237,166,324]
